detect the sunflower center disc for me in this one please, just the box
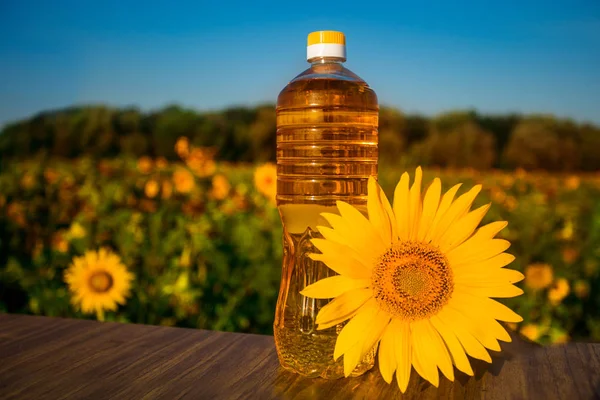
[372,241,454,321]
[89,271,114,293]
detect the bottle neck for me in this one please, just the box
[309,56,345,65]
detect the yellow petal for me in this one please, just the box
[393,172,410,240]
[430,315,474,376]
[378,323,397,384]
[457,283,524,298]
[310,240,372,278]
[417,178,441,241]
[341,309,389,377]
[378,180,399,243]
[438,204,491,252]
[440,306,501,351]
[316,224,348,246]
[411,332,440,387]
[318,212,385,265]
[343,343,363,377]
[336,200,385,252]
[317,309,360,331]
[436,309,492,363]
[481,297,523,323]
[423,183,462,242]
[453,253,515,271]
[361,311,391,356]
[411,343,434,386]
[474,221,508,240]
[392,320,412,393]
[315,288,372,328]
[425,320,454,382]
[412,320,454,385]
[454,268,524,287]
[449,291,513,342]
[447,239,511,266]
[334,300,378,360]
[430,185,482,244]
[368,177,393,247]
[301,276,371,299]
[407,167,423,240]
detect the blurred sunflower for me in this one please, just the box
[162,180,173,199]
[490,188,506,204]
[155,156,169,170]
[515,168,527,179]
[51,231,69,253]
[574,280,590,299]
[145,179,160,198]
[175,136,190,159]
[21,173,36,190]
[211,174,231,200]
[548,278,570,306]
[64,248,134,321]
[561,246,579,264]
[137,156,153,174]
[186,148,217,177]
[44,168,59,185]
[559,219,574,241]
[565,175,580,191]
[173,168,195,194]
[524,263,554,291]
[504,196,518,211]
[301,168,523,391]
[520,324,543,342]
[254,163,277,204]
[551,331,569,344]
[67,222,86,240]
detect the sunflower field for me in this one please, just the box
[1,139,600,345]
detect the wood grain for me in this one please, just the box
[0,314,599,399]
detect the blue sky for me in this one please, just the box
[1,0,599,127]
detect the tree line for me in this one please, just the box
[1,104,598,171]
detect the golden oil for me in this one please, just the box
[274,31,378,379]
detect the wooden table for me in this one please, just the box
[0,314,599,399]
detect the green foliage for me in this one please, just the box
[2,105,599,172]
[1,157,600,344]
[416,121,496,169]
[0,157,282,333]
[503,116,583,171]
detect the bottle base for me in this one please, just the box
[274,326,376,379]
[277,357,375,379]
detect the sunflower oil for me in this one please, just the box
[274,31,379,378]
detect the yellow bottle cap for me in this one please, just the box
[307,31,346,46]
[306,31,346,61]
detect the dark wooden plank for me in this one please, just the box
[0,313,599,400]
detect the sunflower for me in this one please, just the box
[64,248,134,321]
[520,324,544,342]
[548,278,570,305]
[173,168,195,194]
[301,168,523,391]
[524,263,553,291]
[574,280,590,299]
[211,174,231,200]
[175,136,190,159]
[254,163,277,204]
[137,156,153,174]
[155,157,169,170]
[162,180,173,199]
[51,230,69,253]
[145,179,160,198]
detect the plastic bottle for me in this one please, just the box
[274,31,379,378]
